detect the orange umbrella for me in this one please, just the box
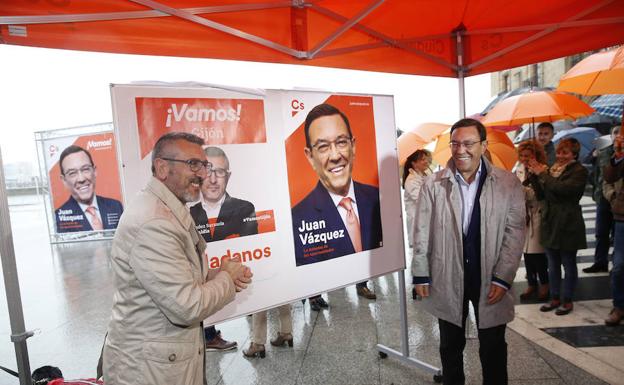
[432,128,517,171]
[481,90,593,127]
[557,46,624,95]
[397,122,449,165]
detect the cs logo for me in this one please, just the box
[49,144,59,158]
[291,99,304,117]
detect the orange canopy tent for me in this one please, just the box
[2,1,623,116]
[1,1,623,79]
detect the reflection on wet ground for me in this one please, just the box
[0,198,613,384]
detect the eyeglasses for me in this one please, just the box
[206,168,230,178]
[449,140,482,150]
[160,157,211,172]
[63,165,94,179]
[310,136,353,155]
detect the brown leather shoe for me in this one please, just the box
[605,308,624,326]
[242,343,265,358]
[357,286,377,300]
[555,302,573,316]
[519,286,536,301]
[205,333,237,351]
[540,299,561,312]
[270,332,293,347]
[537,284,550,301]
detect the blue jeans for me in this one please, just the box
[545,248,578,302]
[612,222,624,309]
[594,197,614,267]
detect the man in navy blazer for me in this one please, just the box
[190,194,257,241]
[54,145,123,233]
[291,103,382,299]
[292,181,382,264]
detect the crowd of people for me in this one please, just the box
[98,111,622,385]
[511,123,623,323]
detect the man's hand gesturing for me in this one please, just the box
[221,258,253,292]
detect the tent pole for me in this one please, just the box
[458,72,466,119]
[0,147,34,385]
[455,29,466,118]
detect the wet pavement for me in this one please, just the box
[0,195,618,384]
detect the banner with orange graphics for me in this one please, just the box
[135,97,267,159]
[284,94,383,266]
[43,131,124,234]
[112,83,404,326]
[114,85,276,245]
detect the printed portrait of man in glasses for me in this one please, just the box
[291,103,382,266]
[188,146,258,242]
[54,145,124,233]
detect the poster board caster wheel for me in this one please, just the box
[433,373,443,383]
[378,351,388,359]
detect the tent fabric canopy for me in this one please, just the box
[1,0,624,78]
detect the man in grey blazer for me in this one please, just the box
[412,119,525,385]
[103,132,252,385]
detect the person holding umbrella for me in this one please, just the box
[515,141,549,302]
[528,138,588,315]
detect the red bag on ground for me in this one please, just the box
[48,379,103,385]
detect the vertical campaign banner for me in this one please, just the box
[276,90,404,308]
[112,84,404,324]
[43,132,124,235]
[285,94,382,266]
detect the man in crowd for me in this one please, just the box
[292,103,382,300]
[103,132,252,385]
[537,122,556,166]
[584,125,619,273]
[55,145,123,233]
[412,118,525,385]
[189,146,258,351]
[602,127,624,326]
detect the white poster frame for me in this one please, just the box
[111,83,406,324]
[34,122,122,244]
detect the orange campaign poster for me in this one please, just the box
[44,132,124,234]
[134,96,275,243]
[135,97,266,159]
[285,95,383,266]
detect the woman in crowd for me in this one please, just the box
[402,149,432,247]
[243,304,293,358]
[515,140,549,302]
[528,138,588,315]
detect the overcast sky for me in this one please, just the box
[0,44,494,166]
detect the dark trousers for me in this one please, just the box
[438,293,508,385]
[594,197,614,268]
[204,325,217,340]
[524,253,549,287]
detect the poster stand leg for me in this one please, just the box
[375,270,443,384]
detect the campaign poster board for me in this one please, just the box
[111,83,404,324]
[41,129,124,238]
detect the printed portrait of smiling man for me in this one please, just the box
[54,145,123,233]
[291,103,382,266]
[188,146,258,243]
